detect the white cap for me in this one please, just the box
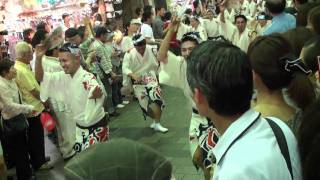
[130,19,142,25]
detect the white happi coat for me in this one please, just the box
[159,52,218,158]
[41,66,105,128]
[40,55,75,158]
[122,45,159,87]
[177,22,208,41]
[203,18,220,38]
[231,28,251,52]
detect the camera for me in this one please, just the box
[256,13,272,20]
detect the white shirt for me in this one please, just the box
[159,52,195,107]
[41,66,105,127]
[0,76,33,120]
[231,28,251,52]
[122,45,159,87]
[203,18,219,38]
[140,23,155,41]
[213,109,301,180]
[177,23,208,41]
[192,25,208,41]
[40,55,70,112]
[219,16,237,41]
[120,36,134,53]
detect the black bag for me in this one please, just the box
[0,92,28,136]
[1,113,28,136]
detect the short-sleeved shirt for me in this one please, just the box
[262,13,296,35]
[153,16,164,39]
[213,109,301,180]
[140,23,155,41]
[15,60,44,116]
[41,66,105,127]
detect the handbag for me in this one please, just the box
[0,92,28,136]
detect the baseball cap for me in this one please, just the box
[130,19,142,25]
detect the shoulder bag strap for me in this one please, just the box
[266,118,293,180]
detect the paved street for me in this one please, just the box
[33,85,204,180]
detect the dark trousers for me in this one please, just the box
[100,77,116,114]
[0,127,12,168]
[112,81,123,106]
[6,130,32,180]
[27,115,46,169]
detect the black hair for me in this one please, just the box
[185,8,193,15]
[142,11,153,23]
[94,26,110,38]
[187,41,253,116]
[181,32,201,45]
[132,34,146,46]
[302,36,320,73]
[31,29,47,48]
[23,28,34,45]
[234,14,247,23]
[163,11,172,22]
[65,28,78,39]
[59,42,79,53]
[62,13,69,21]
[36,21,50,33]
[77,26,86,39]
[143,5,153,14]
[297,3,320,27]
[298,99,320,180]
[283,27,315,57]
[0,58,14,77]
[265,0,286,14]
[248,33,315,111]
[155,6,165,14]
[308,6,320,35]
[135,7,142,16]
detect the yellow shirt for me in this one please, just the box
[14,60,44,116]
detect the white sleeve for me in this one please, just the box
[40,71,66,102]
[159,52,185,89]
[122,53,133,75]
[0,85,34,119]
[219,20,236,41]
[199,26,208,41]
[177,23,192,41]
[141,26,153,38]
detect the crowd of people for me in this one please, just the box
[0,0,319,179]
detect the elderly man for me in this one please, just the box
[187,40,301,179]
[14,41,52,170]
[35,43,109,154]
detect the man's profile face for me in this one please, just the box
[159,8,166,17]
[59,52,79,75]
[181,41,197,59]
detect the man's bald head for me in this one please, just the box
[265,0,286,14]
